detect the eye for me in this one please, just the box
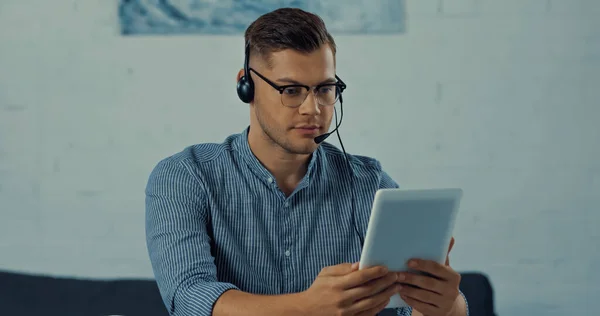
[283,87,301,95]
[318,86,333,94]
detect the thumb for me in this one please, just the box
[445,237,455,266]
[321,262,359,276]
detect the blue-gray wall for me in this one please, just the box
[1,1,598,315]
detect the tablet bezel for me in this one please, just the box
[358,188,463,309]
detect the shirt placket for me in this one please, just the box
[281,197,294,293]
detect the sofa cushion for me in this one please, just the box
[0,270,495,316]
[0,270,168,316]
[460,272,497,316]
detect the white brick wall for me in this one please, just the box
[1,0,598,315]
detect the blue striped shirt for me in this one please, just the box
[145,127,466,316]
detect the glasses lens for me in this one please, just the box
[280,84,341,107]
[281,86,310,107]
[316,84,339,105]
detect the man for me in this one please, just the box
[145,7,468,316]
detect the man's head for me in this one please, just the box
[237,8,341,155]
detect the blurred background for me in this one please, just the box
[1,0,598,315]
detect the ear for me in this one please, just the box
[236,68,245,82]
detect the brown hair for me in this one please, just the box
[244,8,336,66]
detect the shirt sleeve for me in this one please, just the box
[396,306,413,315]
[379,169,400,189]
[145,159,239,316]
[461,290,470,316]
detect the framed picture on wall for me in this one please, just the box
[118,0,406,35]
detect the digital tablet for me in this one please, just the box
[358,188,463,309]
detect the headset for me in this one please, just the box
[236,43,255,104]
[236,42,364,248]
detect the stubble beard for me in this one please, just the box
[254,102,318,155]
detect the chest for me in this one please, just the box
[205,179,373,294]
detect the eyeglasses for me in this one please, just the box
[249,68,347,108]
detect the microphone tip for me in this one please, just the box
[314,134,327,144]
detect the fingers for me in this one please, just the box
[400,284,458,315]
[344,272,398,301]
[397,273,445,295]
[354,296,392,316]
[398,285,441,307]
[341,265,389,289]
[319,262,358,277]
[446,237,455,266]
[407,259,457,282]
[400,293,438,316]
[397,261,461,315]
[350,283,399,315]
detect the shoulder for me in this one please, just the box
[159,134,237,167]
[146,133,239,190]
[319,142,399,189]
[319,142,381,169]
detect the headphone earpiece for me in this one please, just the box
[236,43,254,103]
[237,75,254,103]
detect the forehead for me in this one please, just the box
[265,45,336,84]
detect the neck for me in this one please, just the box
[247,126,311,192]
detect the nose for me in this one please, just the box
[298,91,320,115]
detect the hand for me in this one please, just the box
[397,237,462,316]
[300,262,401,316]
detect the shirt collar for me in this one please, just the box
[233,126,320,190]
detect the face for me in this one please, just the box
[243,45,337,155]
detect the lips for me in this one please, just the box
[294,125,320,135]
[295,125,319,129]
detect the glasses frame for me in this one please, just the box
[248,68,347,108]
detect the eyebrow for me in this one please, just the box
[276,77,337,85]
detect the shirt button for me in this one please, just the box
[267,177,273,184]
[284,202,289,207]
[284,250,290,257]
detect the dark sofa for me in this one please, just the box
[0,270,495,316]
